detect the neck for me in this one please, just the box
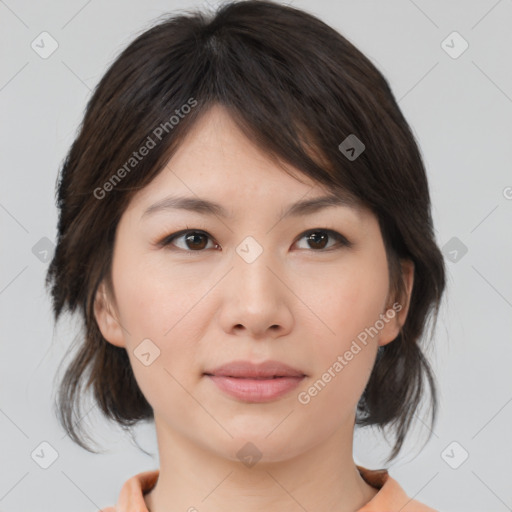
[144,415,378,512]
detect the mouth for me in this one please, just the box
[204,359,306,379]
[203,360,306,402]
[204,374,299,379]
[205,374,305,402]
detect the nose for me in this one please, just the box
[217,243,294,339]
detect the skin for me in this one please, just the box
[94,104,414,512]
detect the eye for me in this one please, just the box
[159,228,351,253]
[160,229,218,252]
[294,229,352,251]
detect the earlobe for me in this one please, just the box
[93,281,126,348]
[378,259,415,347]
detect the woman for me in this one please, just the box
[46,1,446,510]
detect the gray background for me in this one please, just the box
[1,0,511,511]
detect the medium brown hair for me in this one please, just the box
[46,0,446,463]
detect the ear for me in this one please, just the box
[378,259,415,347]
[93,281,126,348]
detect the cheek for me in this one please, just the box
[122,294,201,418]
[298,251,389,405]
[305,256,390,346]
[111,243,183,335]
[300,279,384,421]
[112,252,205,376]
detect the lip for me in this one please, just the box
[204,360,306,403]
[204,360,306,378]
[206,375,305,402]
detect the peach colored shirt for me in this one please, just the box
[100,465,437,512]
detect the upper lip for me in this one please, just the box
[204,360,306,378]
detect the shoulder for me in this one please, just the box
[97,469,159,512]
[356,465,438,512]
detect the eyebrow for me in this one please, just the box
[141,192,360,221]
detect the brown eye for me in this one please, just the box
[161,230,217,251]
[295,229,351,251]
[306,231,329,250]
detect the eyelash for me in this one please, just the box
[157,227,353,253]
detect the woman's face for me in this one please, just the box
[95,104,413,463]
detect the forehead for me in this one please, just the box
[131,104,369,223]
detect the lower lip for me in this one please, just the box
[206,375,305,402]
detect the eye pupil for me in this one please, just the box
[307,232,328,249]
[186,232,207,250]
